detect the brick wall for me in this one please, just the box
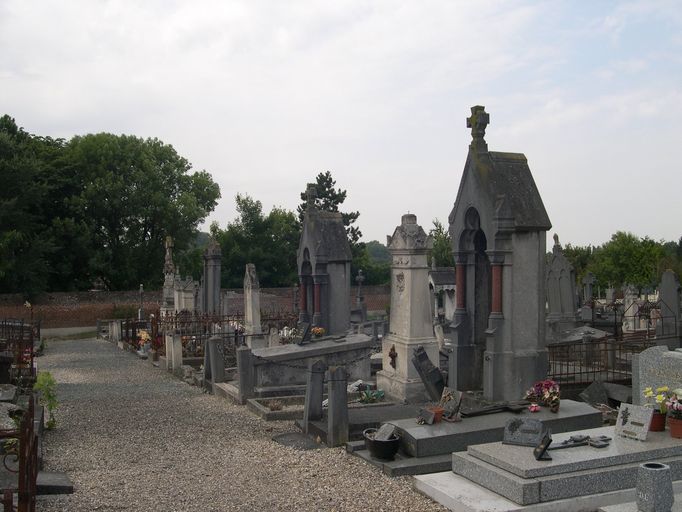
[0,284,390,328]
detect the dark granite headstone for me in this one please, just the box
[533,430,553,461]
[411,345,445,402]
[579,380,609,407]
[503,418,546,447]
[294,322,311,344]
[374,423,397,441]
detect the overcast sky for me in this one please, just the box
[2,1,681,247]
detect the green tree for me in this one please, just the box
[429,219,455,267]
[0,115,60,295]
[297,171,362,244]
[214,194,300,288]
[588,232,664,291]
[562,243,593,282]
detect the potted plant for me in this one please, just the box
[665,390,682,438]
[311,326,325,339]
[525,379,560,413]
[644,386,670,431]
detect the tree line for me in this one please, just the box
[0,115,220,295]
[4,115,677,297]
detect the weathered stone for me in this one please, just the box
[377,213,439,403]
[447,106,549,401]
[633,346,682,406]
[411,345,445,403]
[374,423,397,441]
[579,380,609,407]
[418,408,436,425]
[202,238,221,315]
[327,366,348,447]
[303,359,326,433]
[658,269,681,338]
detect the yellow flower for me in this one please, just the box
[656,386,669,393]
[656,394,666,404]
[644,388,654,398]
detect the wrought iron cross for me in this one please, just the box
[466,105,490,141]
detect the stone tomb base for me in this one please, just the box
[350,400,600,476]
[423,426,682,507]
[376,336,439,404]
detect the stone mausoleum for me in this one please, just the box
[448,106,552,401]
[297,183,352,335]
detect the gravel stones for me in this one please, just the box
[36,338,444,511]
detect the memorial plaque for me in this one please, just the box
[294,322,311,344]
[615,403,653,441]
[417,408,436,425]
[411,346,445,402]
[374,423,397,441]
[503,418,546,447]
[533,430,553,461]
[441,387,462,420]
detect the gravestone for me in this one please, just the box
[503,418,547,447]
[327,366,349,447]
[297,183,352,335]
[579,380,609,407]
[244,264,266,349]
[658,269,681,338]
[623,285,639,332]
[448,105,551,400]
[303,359,327,433]
[376,214,439,403]
[582,272,596,302]
[546,234,578,340]
[161,236,176,315]
[632,346,682,405]
[202,238,222,315]
[411,345,445,403]
[614,403,653,441]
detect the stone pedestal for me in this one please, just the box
[377,337,439,403]
[378,214,438,403]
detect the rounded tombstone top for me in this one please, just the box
[402,213,417,225]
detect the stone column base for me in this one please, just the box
[376,370,431,404]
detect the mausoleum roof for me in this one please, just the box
[298,209,352,263]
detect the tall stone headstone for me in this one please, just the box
[448,106,551,401]
[202,238,222,315]
[623,284,639,332]
[161,236,176,316]
[376,213,438,403]
[546,234,577,340]
[296,183,352,335]
[244,264,266,349]
[658,269,681,338]
[632,346,682,405]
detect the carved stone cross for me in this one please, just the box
[355,269,365,301]
[466,105,490,141]
[306,183,317,208]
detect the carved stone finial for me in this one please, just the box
[466,105,490,144]
[306,183,317,209]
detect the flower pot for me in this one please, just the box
[650,411,666,432]
[363,428,400,461]
[427,406,445,423]
[668,417,682,439]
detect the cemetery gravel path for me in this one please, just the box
[36,338,446,512]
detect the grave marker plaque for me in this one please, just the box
[417,408,436,425]
[615,403,653,441]
[533,430,553,461]
[503,418,546,447]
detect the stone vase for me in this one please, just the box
[650,411,666,432]
[669,417,682,439]
[636,462,673,512]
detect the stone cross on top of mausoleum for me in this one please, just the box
[306,183,317,210]
[467,105,489,150]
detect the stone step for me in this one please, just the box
[37,471,74,495]
[353,448,451,476]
